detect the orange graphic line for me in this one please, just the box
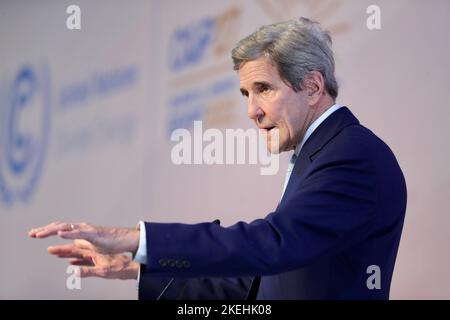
[169,61,233,89]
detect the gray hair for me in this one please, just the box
[232,17,338,100]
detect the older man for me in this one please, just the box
[29,17,407,299]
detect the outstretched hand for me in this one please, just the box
[29,221,140,255]
[48,239,139,280]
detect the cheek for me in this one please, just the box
[277,98,303,141]
[279,126,291,144]
[263,100,284,123]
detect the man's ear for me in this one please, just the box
[302,71,325,105]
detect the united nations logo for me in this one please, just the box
[0,64,51,206]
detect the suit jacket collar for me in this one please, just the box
[300,106,359,160]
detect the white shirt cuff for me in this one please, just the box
[134,221,147,265]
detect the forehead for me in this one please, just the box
[238,58,282,88]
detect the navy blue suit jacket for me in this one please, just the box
[139,107,407,300]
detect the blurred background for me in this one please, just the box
[1,0,449,299]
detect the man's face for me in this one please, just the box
[239,57,312,153]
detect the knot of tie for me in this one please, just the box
[290,153,298,164]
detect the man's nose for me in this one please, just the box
[247,95,264,121]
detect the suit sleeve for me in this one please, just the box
[140,138,378,278]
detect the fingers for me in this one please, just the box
[77,265,132,279]
[69,255,139,280]
[29,221,62,238]
[29,221,95,243]
[78,266,110,278]
[48,244,92,260]
[29,221,76,238]
[48,244,80,258]
[69,258,94,266]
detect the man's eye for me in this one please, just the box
[258,85,270,93]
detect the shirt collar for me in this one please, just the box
[294,103,343,156]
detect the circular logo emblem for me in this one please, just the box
[0,65,51,206]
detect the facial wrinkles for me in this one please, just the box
[239,61,282,126]
[240,59,310,152]
[240,72,267,96]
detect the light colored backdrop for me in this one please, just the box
[0,0,449,299]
